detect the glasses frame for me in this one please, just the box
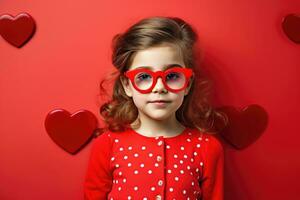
[124,66,194,94]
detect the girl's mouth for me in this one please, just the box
[148,101,171,107]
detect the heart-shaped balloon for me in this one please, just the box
[45,109,99,154]
[0,12,36,47]
[216,104,268,149]
[282,13,300,44]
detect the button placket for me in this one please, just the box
[155,137,165,199]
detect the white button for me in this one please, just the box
[158,180,163,186]
[157,140,163,146]
[156,156,162,162]
[155,195,162,200]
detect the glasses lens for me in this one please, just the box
[134,72,153,90]
[165,71,186,89]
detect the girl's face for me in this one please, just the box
[121,43,192,122]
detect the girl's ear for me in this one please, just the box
[120,76,133,97]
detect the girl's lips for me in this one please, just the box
[148,100,171,103]
[149,101,171,107]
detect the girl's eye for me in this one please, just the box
[166,72,180,80]
[136,73,151,81]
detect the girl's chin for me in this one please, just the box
[146,113,173,121]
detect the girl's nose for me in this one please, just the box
[152,77,167,93]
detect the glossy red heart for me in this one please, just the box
[282,13,300,44]
[0,12,36,47]
[216,104,268,149]
[45,109,99,154]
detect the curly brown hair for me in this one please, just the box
[97,16,227,134]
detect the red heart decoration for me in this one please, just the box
[282,13,300,44]
[216,104,268,149]
[0,12,36,48]
[45,109,99,154]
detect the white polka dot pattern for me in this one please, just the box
[108,128,206,199]
[85,127,223,199]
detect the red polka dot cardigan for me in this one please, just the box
[83,126,224,200]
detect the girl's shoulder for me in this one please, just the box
[93,128,130,144]
[189,128,224,154]
[92,130,114,148]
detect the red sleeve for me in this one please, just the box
[199,134,224,200]
[83,132,113,200]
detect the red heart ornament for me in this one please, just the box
[282,13,300,44]
[216,104,268,149]
[0,12,36,47]
[45,109,99,154]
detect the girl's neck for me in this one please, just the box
[130,113,186,137]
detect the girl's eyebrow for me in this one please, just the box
[134,64,183,70]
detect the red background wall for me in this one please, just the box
[1,0,299,199]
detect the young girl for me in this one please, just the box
[84,16,226,200]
